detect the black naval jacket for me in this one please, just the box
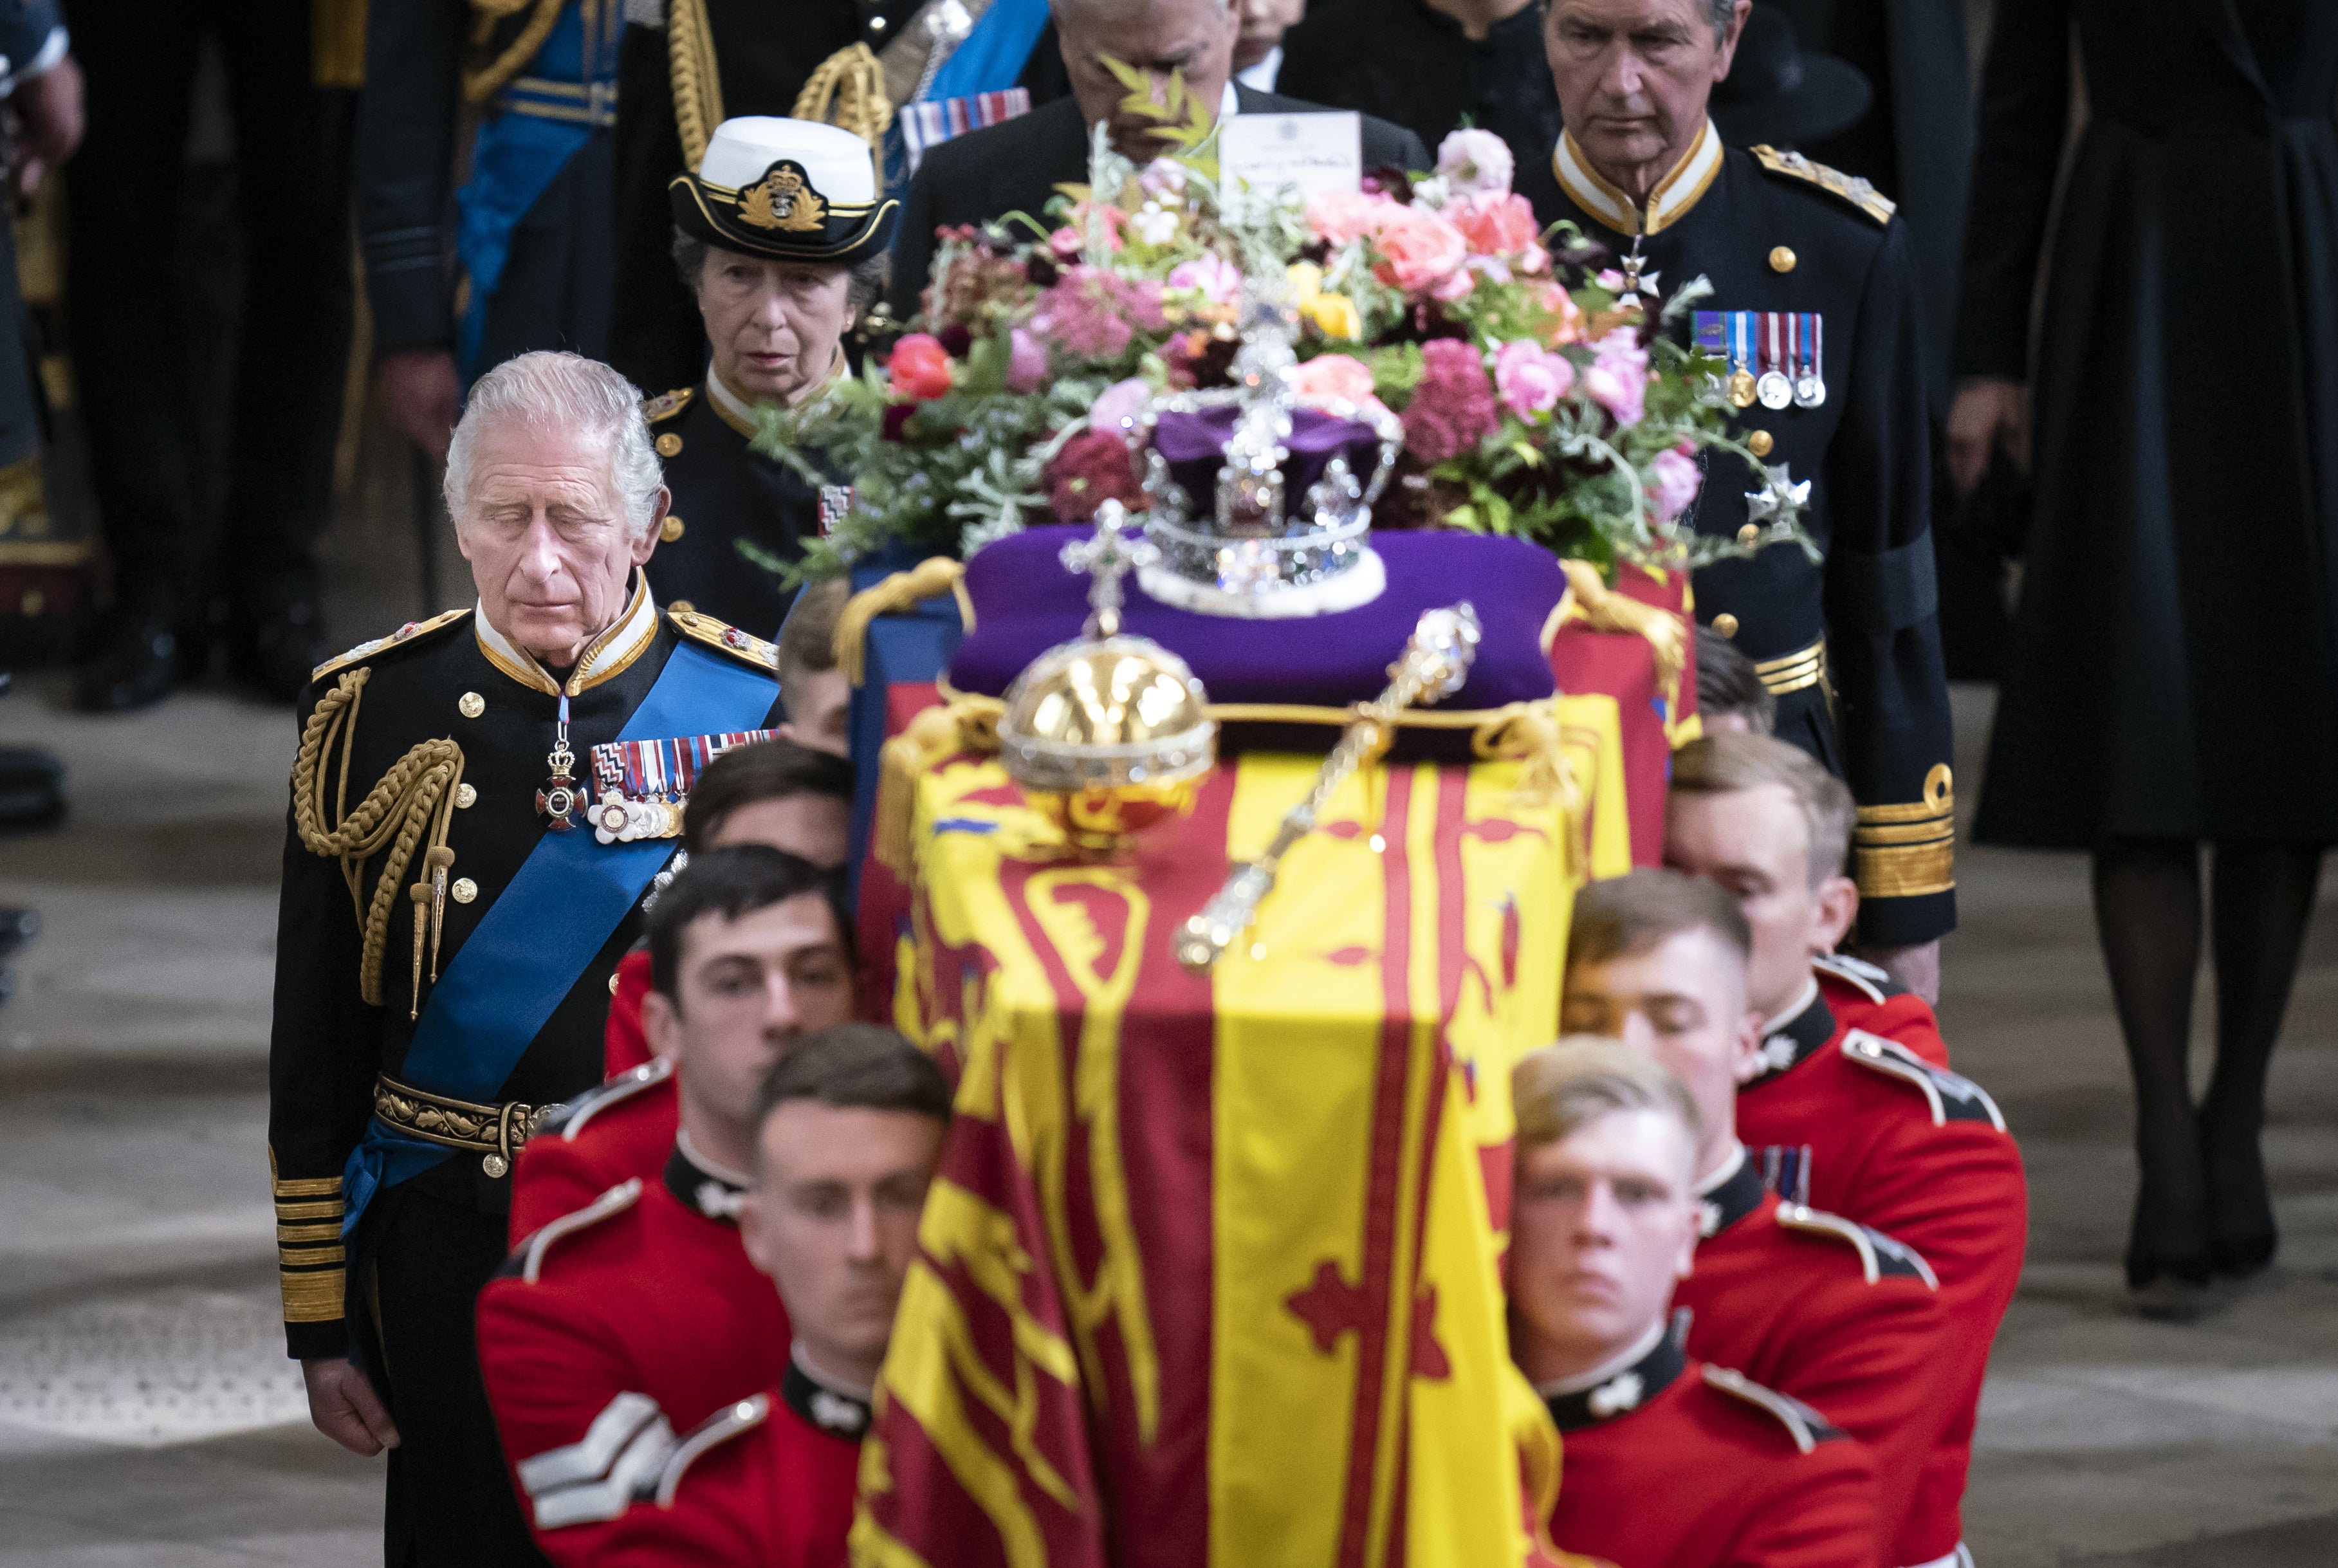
[267,582,782,1359]
[642,382,825,639]
[1520,124,1955,946]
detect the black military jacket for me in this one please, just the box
[643,382,825,640]
[267,581,782,1358]
[1520,124,1955,946]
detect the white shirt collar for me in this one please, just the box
[473,572,659,696]
[705,363,758,431]
[676,1127,754,1190]
[1536,1318,1669,1398]
[1220,78,1244,117]
[1761,975,1821,1038]
[1235,50,1280,94]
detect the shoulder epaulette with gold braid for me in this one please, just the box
[1750,145,1895,226]
[668,607,778,672]
[667,0,724,168]
[311,607,472,684]
[643,386,694,424]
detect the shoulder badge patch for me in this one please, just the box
[1702,1364,1850,1454]
[1751,145,1895,226]
[310,607,473,685]
[642,386,695,423]
[1813,952,1901,1003]
[668,607,779,672]
[514,1390,677,1529]
[1776,1203,1940,1288]
[654,1394,770,1507]
[532,1056,674,1143]
[504,1177,643,1284]
[1841,1030,2007,1131]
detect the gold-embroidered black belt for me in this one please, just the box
[1753,637,1827,697]
[373,1075,566,1177]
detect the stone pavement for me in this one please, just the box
[0,663,2332,1564]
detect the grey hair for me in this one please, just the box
[443,351,664,542]
[1704,0,1740,35]
[1513,1037,1702,1159]
[672,232,890,322]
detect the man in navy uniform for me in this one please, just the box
[1520,0,1953,999]
[360,0,623,463]
[268,352,785,1565]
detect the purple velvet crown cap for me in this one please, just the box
[1150,405,1384,522]
[950,526,1565,760]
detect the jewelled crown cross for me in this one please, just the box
[1060,501,1159,639]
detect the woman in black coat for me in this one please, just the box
[1950,0,2338,1305]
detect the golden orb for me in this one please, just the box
[998,634,1215,855]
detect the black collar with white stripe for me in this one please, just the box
[665,1139,749,1225]
[1542,1312,1688,1433]
[1696,1146,1768,1239]
[1749,984,1836,1088]
[782,1351,873,1441]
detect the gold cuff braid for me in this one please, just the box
[1854,764,1955,898]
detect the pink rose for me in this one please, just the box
[1494,339,1574,422]
[1166,255,1242,304]
[887,334,954,402]
[1049,226,1083,258]
[1450,191,1542,261]
[1369,202,1470,296]
[1006,328,1048,392]
[1288,353,1377,407]
[1435,128,1514,196]
[1647,448,1702,524]
[1582,329,1649,426]
[1307,189,1392,248]
[1089,376,1154,434]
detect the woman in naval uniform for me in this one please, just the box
[644,116,896,638]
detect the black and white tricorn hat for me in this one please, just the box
[669,116,897,266]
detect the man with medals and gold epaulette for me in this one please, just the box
[639,116,897,638]
[267,352,787,1567]
[1517,0,1956,999]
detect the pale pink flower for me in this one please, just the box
[1288,353,1377,406]
[1006,328,1049,392]
[1648,447,1702,523]
[1494,340,1574,421]
[1450,191,1542,262]
[1089,376,1154,434]
[1370,202,1471,296]
[1166,255,1243,304]
[1583,329,1650,427]
[1307,189,1391,247]
[1138,158,1188,199]
[1436,128,1515,196]
[1049,226,1083,258]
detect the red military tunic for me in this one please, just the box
[1676,1147,1954,1547]
[589,1357,866,1568]
[1545,1324,1884,1568]
[605,943,655,1078]
[476,1145,790,1562]
[1814,954,1950,1069]
[1736,964,2025,1567]
[508,1056,678,1242]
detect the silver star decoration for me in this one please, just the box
[1588,1370,1646,1419]
[1743,465,1812,529]
[1059,499,1157,638]
[1757,1033,1801,1073]
[1699,1199,1725,1238]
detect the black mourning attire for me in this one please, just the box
[1960,0,2338,849]
[887,87,1430,318]
[1521,127,1955,946]
[67,0,354,708]
[642,382,824,636]
[268,587,782,1565]
[1274,0,1561,189]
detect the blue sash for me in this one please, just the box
[340,640,776,1240]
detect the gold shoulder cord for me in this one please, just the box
[464,0,567,105]
[293,669,468,1017]
[668,0,726,169]
[793,43,894,149]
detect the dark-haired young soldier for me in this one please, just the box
[1511,1039,1883,1568]
[1695,622,1778,735]
[477,849,854,1560]
[603,737,853,1077]
[1563,868,1953,1549]
[1666,732,2025,1568]
[585,1024,950,1565]
[511,838,852,1239]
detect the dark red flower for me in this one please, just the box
[937,323,973,358]
[881,401,917,442]
[1041,430,1146,521]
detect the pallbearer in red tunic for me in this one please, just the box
[1666,734,2026,1568]
[478,848,854,1558]
[510,844,849,1236]
[1509,1039,1883,1568]
[590,1023,952,1566]
[1561,870,1958,1544]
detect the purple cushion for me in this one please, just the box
[1152,406,1383,519]
[949,526,1564,758]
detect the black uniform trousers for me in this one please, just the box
[368,1184,548,1568]
[65,0,353,636]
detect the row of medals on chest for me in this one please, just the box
[1615,240,1826,414]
